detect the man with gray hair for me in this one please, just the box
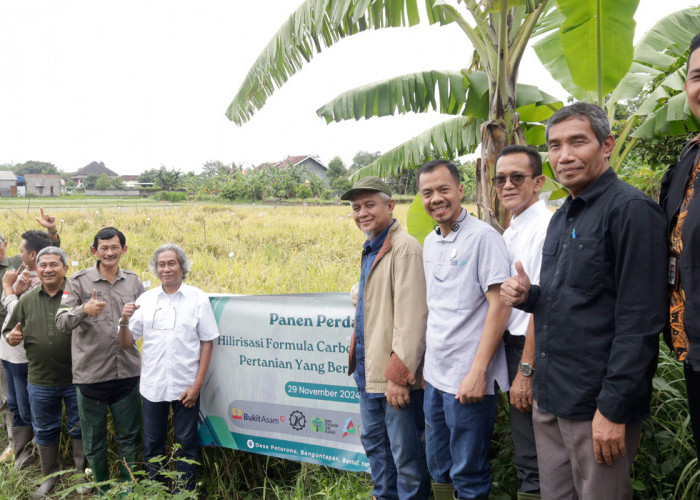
[118,243,219,492]
[501,102,667,498]
[0,210,61,469]
[3,247,83,498]
[341,176,430,500]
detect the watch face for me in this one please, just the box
[519,363,535,377]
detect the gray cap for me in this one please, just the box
[340,176,392,201]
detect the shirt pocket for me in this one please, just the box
[568,237,607,292]
[432,262,473,310]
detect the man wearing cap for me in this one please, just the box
[342,177,430,500]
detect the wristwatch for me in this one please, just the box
[519,362,535,377]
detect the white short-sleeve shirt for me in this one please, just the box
[423,209,511,394]
[129,282,220,402]
[503,200,552,337]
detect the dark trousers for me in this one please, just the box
[685,362,700,458]
[504,332,540,494]
[142,396,199,491]
[77,386,141,481]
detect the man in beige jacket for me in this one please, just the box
[342,177,430,500]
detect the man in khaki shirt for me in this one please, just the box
[56,227,144,493]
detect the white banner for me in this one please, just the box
[198,293,370,473]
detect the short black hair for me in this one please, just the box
[688,33,700,73]
[92,227,126,249]
[496,145,543,176]
[416,159,461,189]
[21,230,53,254]
[545,102,610,146]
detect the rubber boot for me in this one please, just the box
[32,443,60,499]
[1,411,14,462]
[517,492,542,500]
[432,482,455,500]
[71,439,86,473]
[91,457,111,496]
[71,439,92,495]
[12,425,34,470]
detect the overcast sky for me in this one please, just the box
[0,1,697,175]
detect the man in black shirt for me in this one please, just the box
[501,102,667,499]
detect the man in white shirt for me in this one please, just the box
[118,243,219,492]
[417,160,511,500]
[495,145,552,500]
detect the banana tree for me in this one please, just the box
[226,0,641,229]
[534,6,700,172]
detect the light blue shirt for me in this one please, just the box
[422,209,510,394]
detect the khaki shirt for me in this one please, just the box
[56,265,144,384]
[3,281,71,386]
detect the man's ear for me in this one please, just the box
[534,174,546,192]
[602,134,615,159]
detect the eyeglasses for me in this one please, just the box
[491,173,537,188]
[152,306,177,330]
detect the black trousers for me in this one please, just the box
[685,362,700,459]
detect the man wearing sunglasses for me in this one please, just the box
[494,145,551,500]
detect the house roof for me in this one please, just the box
[256,155,327,171]
[120,175,139,181]
[72,161,119,178]
[0,171,16,182]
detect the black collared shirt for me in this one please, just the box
[521,168,667,423]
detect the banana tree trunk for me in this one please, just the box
[474,0,528,232]
[476,86,526,231]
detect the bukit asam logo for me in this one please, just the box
[231,406,285,425]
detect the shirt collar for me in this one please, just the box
[158,283,185,298]
[363,219,395,254]
[440,208,469,242]
[90,263,125,282]
[39,278,67,297]
[561,167,617,210]
[509,199,547,231]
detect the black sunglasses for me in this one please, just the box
[491,173,537,188]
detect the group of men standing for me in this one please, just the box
[0,221,218,497]
[346,32,700,500]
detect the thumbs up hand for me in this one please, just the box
[82,289,107,317]
[500,260,531,307]
[7,323,23,346]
